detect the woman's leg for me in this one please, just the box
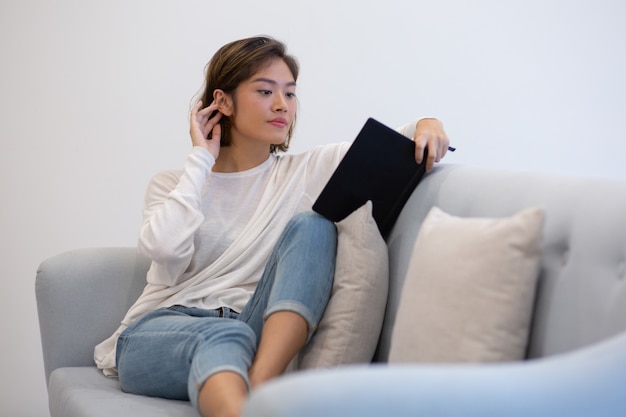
[197,372,248,417]
[197,211,337,414]
[116,306,256,414]
[248,311,309,388]
[196,312,313,416]
[198,211,337,416]
[239,211,338,387]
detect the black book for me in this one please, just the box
[313,118,428,238]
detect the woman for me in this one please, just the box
[94,35,450,417]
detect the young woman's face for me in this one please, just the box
[229,58,297,150]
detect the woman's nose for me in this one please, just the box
[273,94,287,112]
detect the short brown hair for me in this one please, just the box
[198,36,299,153]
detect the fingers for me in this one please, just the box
[201,109,223,139]
[413,133,438,171]
[190,101,224,157]
[417,138,437,173]
[193,101,221,126]
[191,101,221,134]
[413,139,426,164]
[211,121,221,143]
[207,109,223,131]
[413,118,450,173]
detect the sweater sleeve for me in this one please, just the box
[138,146,215,284]
[396,120,418,139]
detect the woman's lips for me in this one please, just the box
[268,118,287,128]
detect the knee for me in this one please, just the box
[288,211,337,240]
[207,320,257,352]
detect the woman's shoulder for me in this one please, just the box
[309,142,350,158]
[280,142,350,168]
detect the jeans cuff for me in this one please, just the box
[264,301,319,341]
[189,365,251,410]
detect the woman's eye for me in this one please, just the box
[259,90,272,95]
[286,92,296,99]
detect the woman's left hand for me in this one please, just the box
[412,118,450,172]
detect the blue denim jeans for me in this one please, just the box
[115,211,337,409]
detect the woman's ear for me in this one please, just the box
[213,89,234,116]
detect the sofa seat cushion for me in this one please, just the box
[48,367,197,417]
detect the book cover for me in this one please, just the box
[313,118,428,238]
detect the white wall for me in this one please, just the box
[1,0,625,415]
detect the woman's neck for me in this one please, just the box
[212,145,271,173]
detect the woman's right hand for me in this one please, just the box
[190,100,222,159]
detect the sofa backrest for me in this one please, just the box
[376,164,626,362]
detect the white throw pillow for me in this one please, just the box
[389,206,544,363]
[296,201,389,368]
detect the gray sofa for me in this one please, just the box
[36,164,626,417]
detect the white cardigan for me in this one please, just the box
[94,122,417,376]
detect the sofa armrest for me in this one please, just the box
[244,331,626,417]
[36,247,150,385]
